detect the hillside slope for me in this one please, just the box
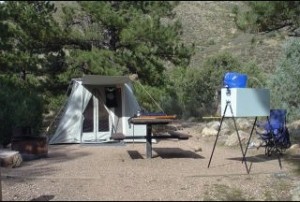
[175,1,287,74]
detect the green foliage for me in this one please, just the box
[267,38,300,121]
[64,48,125,76]
[57,1,194,116]
[242,61,266,88]
[188,52,241,117]
[0,1,194,129]
[132,82,167,113]
[75,1,194,86]
[0,76,43,145]
[0,1,68,114]
[0,1,63,75]
[233,1,300,33]
[166,52,265,118]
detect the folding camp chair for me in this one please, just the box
[256,109,291,156]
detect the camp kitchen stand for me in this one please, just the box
[207,87,272,174]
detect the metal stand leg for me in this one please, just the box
[208,102,229,168]
[242,117,257,163]
[208,101,252,174]
[146,125,152,159]
[229,104,250,173]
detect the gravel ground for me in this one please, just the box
[1,126,300,201]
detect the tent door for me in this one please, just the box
[82,89,112,143]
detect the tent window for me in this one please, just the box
[98,101,109,132]
[83,98,94,132]
[105,87,118,108]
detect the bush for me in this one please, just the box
[132,81,167,113]
[132,52,265,120]
[233,2,300,33]
[165,52,265,119]
[0,76,44,146]
[267,38,300,121]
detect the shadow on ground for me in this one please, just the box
[30,195,55,201]
[127,148,204,159]
[227,154,281,163]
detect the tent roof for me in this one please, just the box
[82,75,132,86]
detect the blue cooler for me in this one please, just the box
[223,72,248,88]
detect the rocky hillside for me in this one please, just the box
[175,1,287,74]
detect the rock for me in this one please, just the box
[187,117,197,122]
[286,144,300,155]
[194,145,202,152]
[225,130,249,147]
[129,74,138,81]
[290,144,300,149]
[0,150,23,168]
[219,128,231,136]
[165,124,183,131]
[287,120,300,130]
[236,118,253,130]
[201,127,218,137]
[206,121,220,130]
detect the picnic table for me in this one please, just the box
[128,115,190,158]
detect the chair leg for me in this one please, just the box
[265,145,272,156]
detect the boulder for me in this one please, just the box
[206,121,220,130]
[236,118,253,130]
[288,120,300,130]
[0,150,23,168]
[225,130,249,147]
[286,144,300,155]
[193,145,202,152]
[201,127,218,137]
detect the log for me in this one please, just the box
[11,136,48,161]
[0,150,22,168]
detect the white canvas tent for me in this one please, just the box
[48,75,146,144]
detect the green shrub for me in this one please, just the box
[165,52,265,119]
[233,2,300,33]
[267,38,300,121]
[0,76,44,146]
[132,82,167,113]
[132,52,265,120]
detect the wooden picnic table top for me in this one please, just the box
[129,115,176,124]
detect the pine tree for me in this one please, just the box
[61,1,194,86]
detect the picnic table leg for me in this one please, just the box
[146,124,152,159]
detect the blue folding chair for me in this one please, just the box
[256,109,291,156]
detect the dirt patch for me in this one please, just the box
[1,123,300,201]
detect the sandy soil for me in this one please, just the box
[1,125,299,201]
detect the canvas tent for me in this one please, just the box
[48,75,146,144]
